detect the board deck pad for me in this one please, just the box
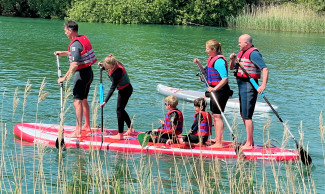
[14,123,298,161]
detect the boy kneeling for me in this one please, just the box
[147,95,183,145]
[179,98,212,146]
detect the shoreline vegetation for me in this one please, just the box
[1,78,323,193]
[226,3,325,33]
[0,0,324,33]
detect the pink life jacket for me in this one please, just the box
[236,47,261,79]
[68,35,97,70]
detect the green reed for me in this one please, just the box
[227,3,325,33]
[0,80,322,193]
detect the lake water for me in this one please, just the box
[0,16,324,193]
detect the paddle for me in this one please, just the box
[194,62,242,157]
[55,55,66,150]
[235,59,312,166]
[99,65,104,149]
[138,124,164,148]
[137,133,150,148]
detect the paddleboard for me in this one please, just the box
[13,123,298,161]
[157,84,278,112]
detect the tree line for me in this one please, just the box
[0,0,324,26]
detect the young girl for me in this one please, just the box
[193,39,232,148]
[99,54,134,140]
[179,98,212,146]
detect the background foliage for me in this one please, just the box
[0,0,324,26]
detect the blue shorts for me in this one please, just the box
[237,78,258,119]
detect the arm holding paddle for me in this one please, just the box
[54,51,69,57]
[194,58,229,93]
[53,51,78,84]
[57,61,78,84]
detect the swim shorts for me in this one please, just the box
[236,78,258,119]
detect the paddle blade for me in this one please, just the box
[55,138,66,151]
[299,146,312,166]
[137,133,150,148]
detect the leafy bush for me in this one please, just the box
[66,0,245,26]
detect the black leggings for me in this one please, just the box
[117,84,133,133]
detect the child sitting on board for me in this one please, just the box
[147,95,183,145]
[179,98,212,146]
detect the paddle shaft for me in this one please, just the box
[100,67,104,146]
[235,59,312,165]
[56,55,65,149]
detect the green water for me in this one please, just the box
[0,16,324,192]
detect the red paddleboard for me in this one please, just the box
[13,123,299,161]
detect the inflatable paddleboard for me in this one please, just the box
[157,84,278,112]
[13,123,298,161]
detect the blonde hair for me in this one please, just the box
[206,39,222,55]
[104,54,124,70]
[165,95,178,108]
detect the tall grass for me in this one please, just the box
[0,81,322,193]
[227,3,325,33]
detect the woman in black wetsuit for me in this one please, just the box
[99,54,134,139]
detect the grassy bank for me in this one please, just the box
[0,80,323,193]
[227,3,325,33]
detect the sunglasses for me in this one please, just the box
[164,103,169,106]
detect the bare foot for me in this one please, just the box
[128,125,135,133]
[241,144,254,150]
[209,143,223,148]
[166,139,173,145]
[65,130,81,138]
[110,133,124,140]
[194,143,205,147]
[124,127,136,136]
[82,125,91,131]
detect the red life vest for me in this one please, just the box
[206,55,228,86]
[236,47,261,79]
[108,64,130,90]
[193,111,212,136]
[68,35,97,70]
[163,109,183,135]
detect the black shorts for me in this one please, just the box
[208,84,231,114]
[182,134,208,144]
[73,66,93,100]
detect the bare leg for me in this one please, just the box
[210,114,224,148]
[82,99,91,131]
[66,99,83,137]
[242,118,254,149]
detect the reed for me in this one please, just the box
[227,3,325,33]
[1,82,322,193]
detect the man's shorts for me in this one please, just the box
[73,66,93,100]
[236,78,258,119]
